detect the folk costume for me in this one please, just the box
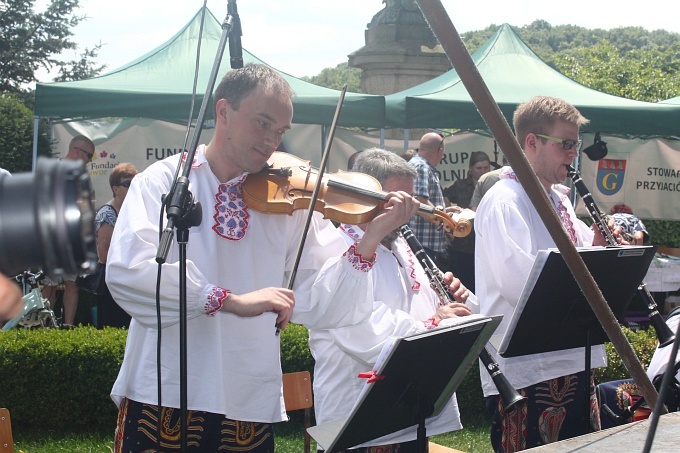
[309,224,463,450]
[107,147,378,449]
[474,167,607,451]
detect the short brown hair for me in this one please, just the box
[109,163,138,191]
[513,96,589,147]
[213,63,295,114]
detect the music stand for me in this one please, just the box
[308,315,502,453]
[493,245,656,433]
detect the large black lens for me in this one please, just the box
[0,158,97,277]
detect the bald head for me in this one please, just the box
[417,132,445,167]
[66,135,95,163]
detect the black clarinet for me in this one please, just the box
[567,165,675,347]
[400,225,527,412]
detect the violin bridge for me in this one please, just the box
[267,166,293,177]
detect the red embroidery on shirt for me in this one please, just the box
[213,177,250,240]
[343,244,374,272]
[403,246,421,291]
[556,194,578,245]
[206,286,230,315]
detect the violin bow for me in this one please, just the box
[276,84,348,335]
[414,0,662,412]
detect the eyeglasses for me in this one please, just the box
[535,134,582,152]
[74,146,94,160]
[117,180,132,188]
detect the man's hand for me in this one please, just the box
[442,272,470,303]
[222,287,295,331]
[357,191,421,259]
[592,218,630,246]
[433,302,472,325]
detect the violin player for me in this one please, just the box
[309,148,473,452]
[106,63,421,452]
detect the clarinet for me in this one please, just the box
[400,225,527,412]
[567,165,675,347]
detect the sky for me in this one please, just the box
[37,0,680,82]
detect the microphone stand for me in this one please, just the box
[154,8,239,452]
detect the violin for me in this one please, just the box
[242,152,471,239]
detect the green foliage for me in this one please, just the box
[0,94,34,172]
[301,62,362,92]
[595,326,659,383]
[0,0,92,92]
[554,40,680,102]
[0,327,127,432]
[459,22,680,102]
[0,324,313,436]
[280,323,315,374]
[645,219,680,248]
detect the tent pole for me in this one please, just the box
[32,117,39,172]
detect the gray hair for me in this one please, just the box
[352,148,417,186]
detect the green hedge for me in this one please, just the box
[645,220,680,248]
[0,325,313,434]
[0,323,662,434]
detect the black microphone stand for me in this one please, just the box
[154,8,240,452]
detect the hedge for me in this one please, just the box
[0,323,662,434]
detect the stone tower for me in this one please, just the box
[348,0,451,96]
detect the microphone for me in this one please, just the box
[228,0,243,69]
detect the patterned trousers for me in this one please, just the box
[486,370,601,452]
[114,398,275,452]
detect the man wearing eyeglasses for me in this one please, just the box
[43,135,96,327]
[474,96,624,451]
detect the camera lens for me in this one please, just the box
[0,158,98,277]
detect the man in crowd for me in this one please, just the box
[407,132,450,267]
[475,96,625,451]
[442,151,491,292]
[310,148,472,452]
[43,135,95,327]
[106,64,421,452]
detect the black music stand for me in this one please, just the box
[493,245,656,432]
[308,315,502,453]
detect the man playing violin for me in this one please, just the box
[106,64,421,452]
[310,148,473,452]
[475,96,626,452]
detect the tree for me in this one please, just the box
[301,63,362,92]
[554,40,680,102]
[0,0,104,92]
[0,94,43,172]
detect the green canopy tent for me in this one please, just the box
[34,7,385,129]
[660,96,680,105]
[384,24,680,137]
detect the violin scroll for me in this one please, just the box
[419,208,472,238]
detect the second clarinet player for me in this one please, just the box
[475,97,630,451]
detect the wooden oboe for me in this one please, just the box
[400,225,527,411]
[567,165,675,347]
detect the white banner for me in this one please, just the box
[577,135,680,221]
[51,120,679,220]
[52,119,502,208]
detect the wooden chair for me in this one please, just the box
[0,408,13,452]
[428,441,466,453]
[282,371,313,453]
